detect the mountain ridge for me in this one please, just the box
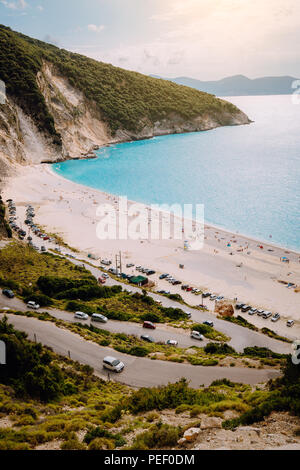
[150,74,299,96]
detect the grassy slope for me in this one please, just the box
[0,243,285,367]
[0,24,245,141]
[0,320,299,450]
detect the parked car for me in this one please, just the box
[41,246,47,252]
[262,311,272,319]
[166,339,178,346]
[159,274,169,279]
[271,313,280,322]
[203,320,214,327]
[126,263,135,268]
[27,301,40,310]
[235,303,245,310]
[185,311,192,319]
[91,313,108,323]
[74,311,89,320]
[103,356,124,373]
[191,331,204,341]
[210,295,217,301]
[2,289,14,299]
[216,296,224,301]
[98,277,106,284]
[143,321,156,330]
[241,305,251,312]
[147,270,156,275]
[101,259,112,266]
[287,320,294,327]
[257,310,265,316]
[141,335,155,343]
[248,308,257,315]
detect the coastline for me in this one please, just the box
[2,163,300,339]
[52,157,300,257]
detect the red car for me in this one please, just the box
[143,321,156,330]
[98,277,106,284]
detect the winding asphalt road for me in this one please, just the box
[0,293,292,354]
[0,313,281,388]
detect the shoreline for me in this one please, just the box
[2,163,300,335]
[50,161,300,257]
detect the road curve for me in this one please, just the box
[1,313,281,388]
[0,293,292,355]
[67,258,293,354]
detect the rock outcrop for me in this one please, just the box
[215,300,234,317]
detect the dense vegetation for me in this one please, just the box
[223,357,300,429]
[0,320,298,450]
[0,316,77,401]
[0,24,243,140]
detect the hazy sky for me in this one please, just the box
[1,0,300,80]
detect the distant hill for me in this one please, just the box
[150,74,299,96]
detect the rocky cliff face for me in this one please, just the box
[0,61,250,184]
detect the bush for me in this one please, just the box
[204,342,236,355]
[24,293,53,307]
[60,438,86,450]
[141,312,161,323]
[243,347,285,359]
[130,422,180,450]
[84,426,125,447]
[88,438,115,450]
[128,346,149,357]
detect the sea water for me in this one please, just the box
[53,95,300,251]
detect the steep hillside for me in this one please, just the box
[0,25,250,175]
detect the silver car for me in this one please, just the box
[91,313,108,323]
[103,356,124,373]
[74,311,89,320]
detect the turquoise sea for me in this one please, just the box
[53,95,300,251]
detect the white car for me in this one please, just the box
[271,313,280,322]
[74,311,89,320]
[287,320,294,327]
[102,273,109,279]
[103,356,125,373]
[91,313,108,323]
[27,301,40,310]
[166,339,178,346]
[191,331,204,341]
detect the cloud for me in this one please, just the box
[88,24,105,33]
[1,0,27,9]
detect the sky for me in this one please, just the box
[1,0,300,80]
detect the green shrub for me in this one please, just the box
[88,438,115,450]
[128,346,149,357]
[60,438,86,450]
[130,422,180,450]
[204,342,236,355]
[24,293,53,307]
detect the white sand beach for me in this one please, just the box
[3,163,300,338]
